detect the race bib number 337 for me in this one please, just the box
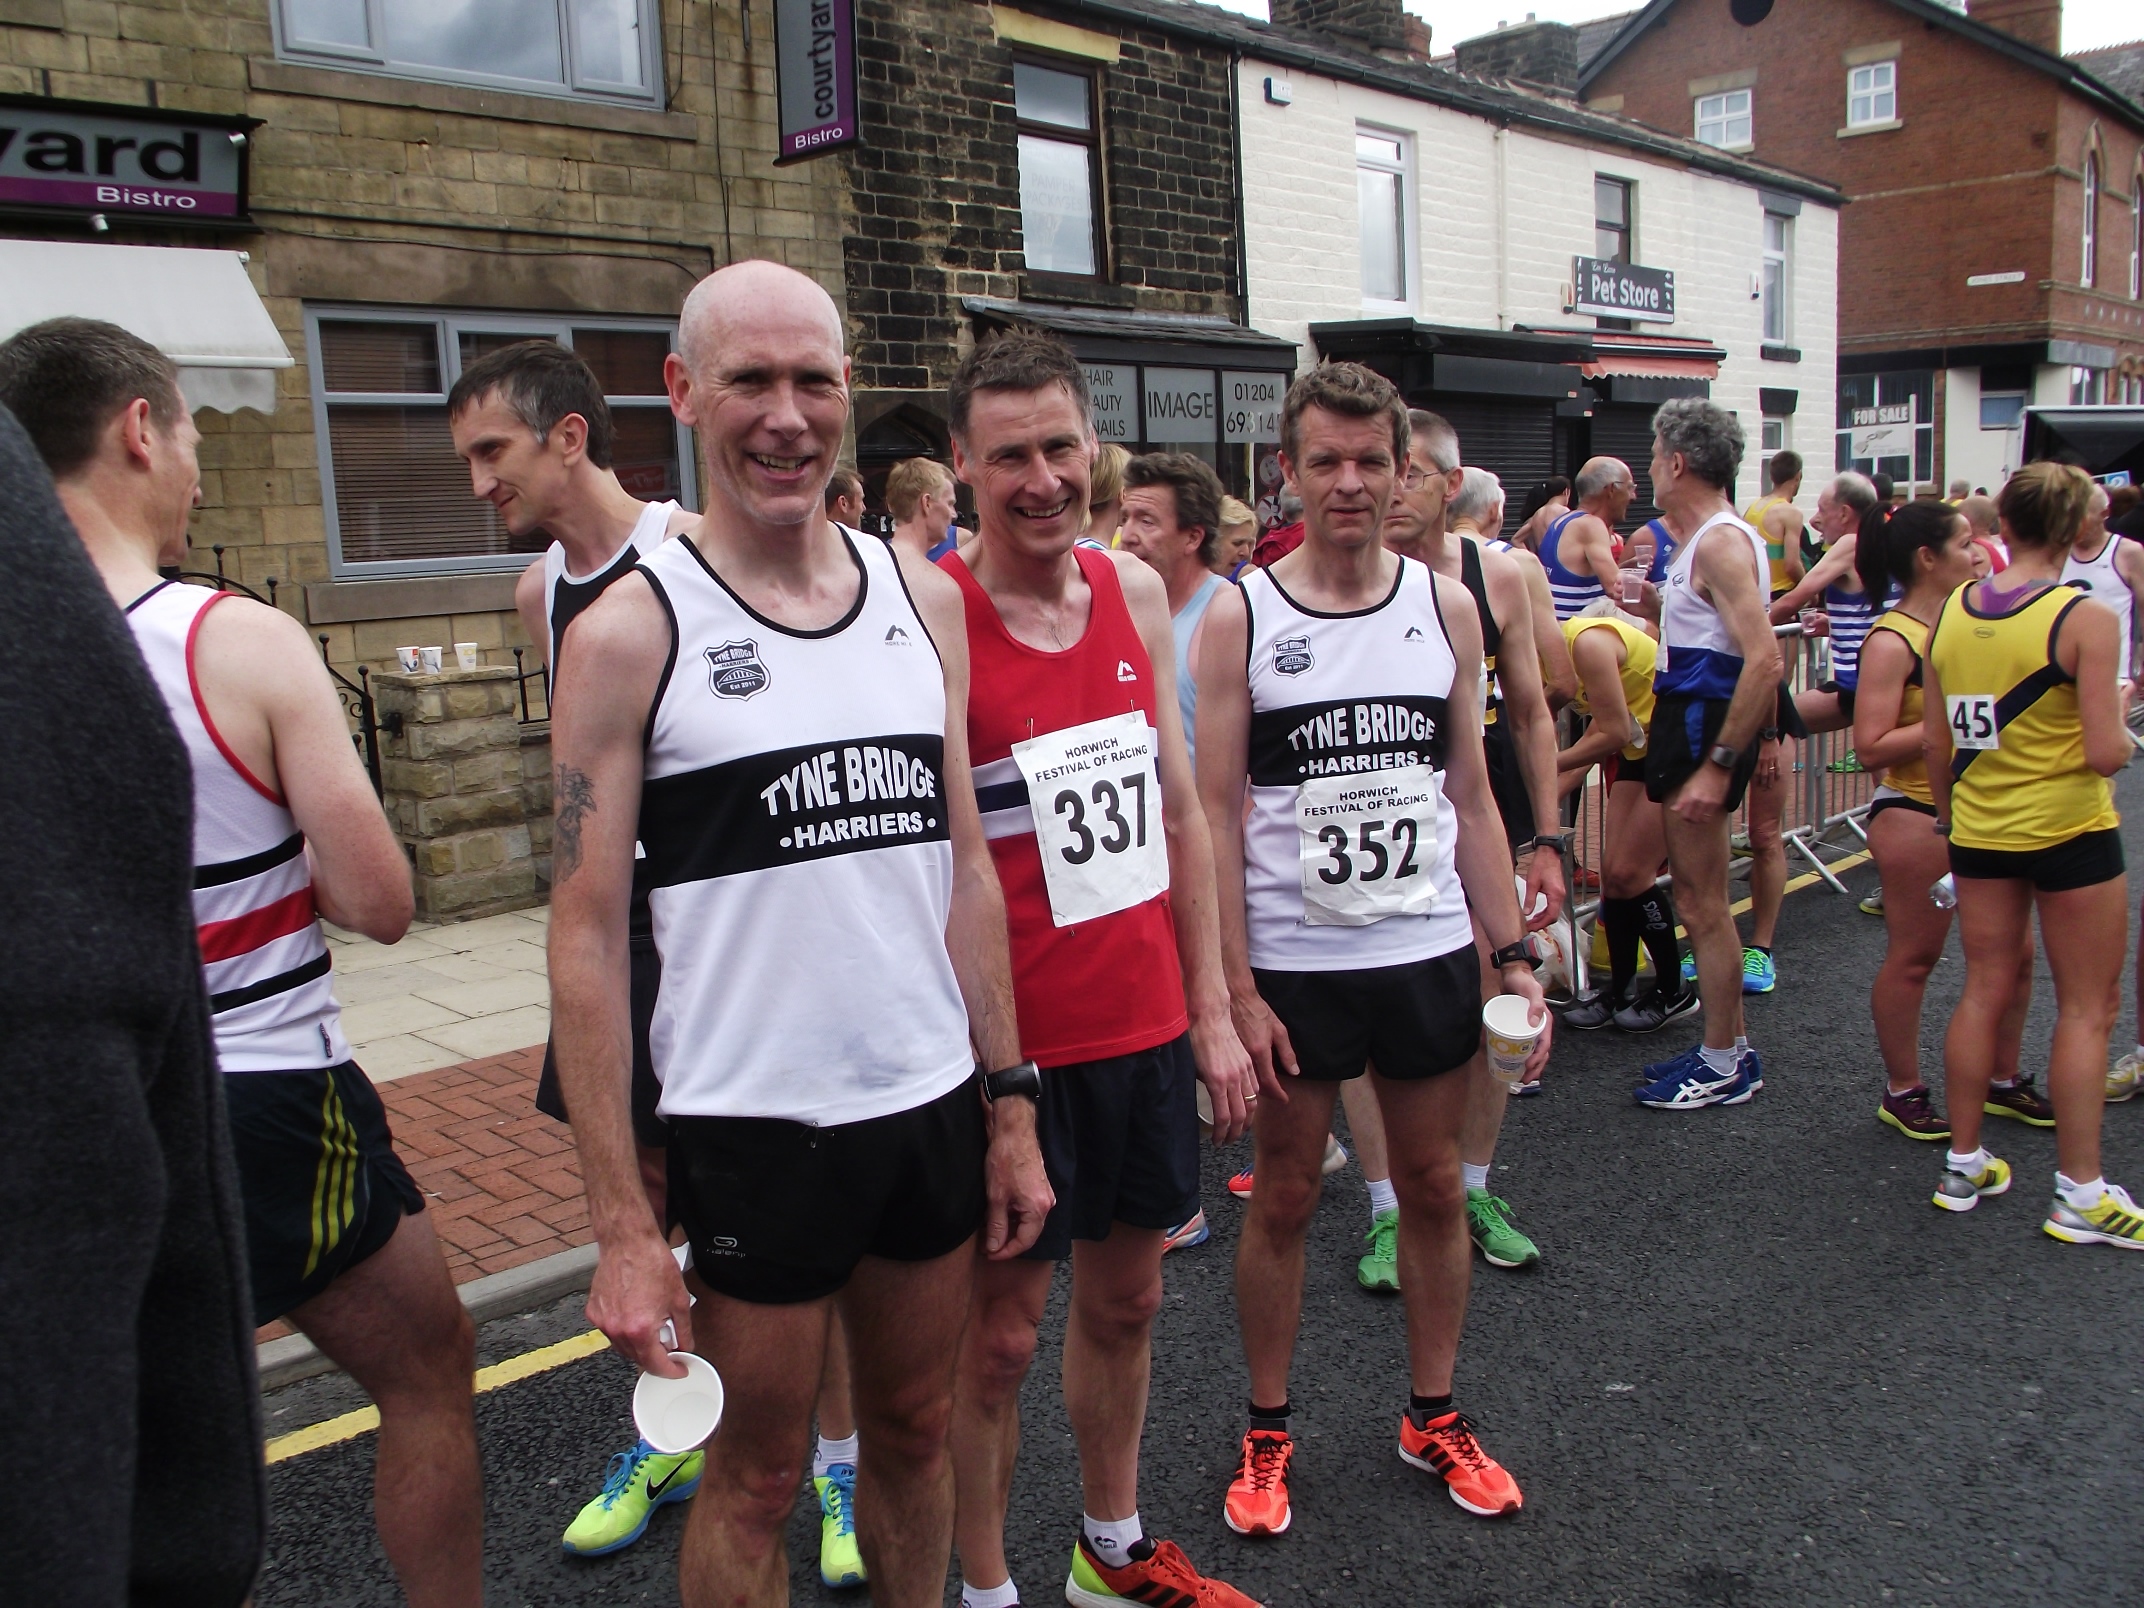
[1296,765,1441,926]
[1013,711,1171,928]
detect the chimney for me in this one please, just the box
[1452,18,1581,91]
[1267,0,1410,53]
[1965,0,2061,56]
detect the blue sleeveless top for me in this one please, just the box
[1540,510,1605,619]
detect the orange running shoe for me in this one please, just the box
[1223,1427,1294,1536]
[1066,1534,1261,1607]
[1396,1410,1523,1517]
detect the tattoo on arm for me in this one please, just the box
[554,765,596,882]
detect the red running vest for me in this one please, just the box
[943,545,1188,1068]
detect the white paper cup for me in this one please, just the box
[396,646,422,672]
[420,646,444,673]
[633,1350,724,1455]
[454,642,480,670]
[1482,994,1543,1088]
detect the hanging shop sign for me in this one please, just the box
[0,96,258,224]
[1569,255,1676,324]
[773,0,861,164]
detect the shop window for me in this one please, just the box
[1760,416,1788,459]
[1015,61,1103,279]
[2069,365,2106,406]
[1847,61,1895,128]
[1979,392,2026,431]
[1836,370,1933,487]
[2080,151,2098,290]
[1356,129,1412,310]
[307,308,691,577]
[2131,176,2141,300]
[1594,175,1633,263]
[279,0,659,102]
[1762,212,1791,345]
[1694,89,1751,150]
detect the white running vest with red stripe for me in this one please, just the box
[128,581,350,1072]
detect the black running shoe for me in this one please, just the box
[1561,991,1620,1031]
[1612,985,1701,1034]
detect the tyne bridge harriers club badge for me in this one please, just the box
[705,639,769,700]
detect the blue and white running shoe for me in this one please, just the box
[1634,1049,1755,1109]
[1738,1045,1765,1094]
[1639,1042,1707,1083]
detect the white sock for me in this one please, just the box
[2134,1043,2143,1062]
[2058,1172,2106,1209]
[1947,1147,1988,1176]
[1365,1175,1397,1220]
[1082,1512,1143,1567]
[1698,1043,1739,1077]
[962,1580,1020,1608]
[1734,1034,1748,1053]
[814,1433,857,1479]
[1461,1162,1490,1192]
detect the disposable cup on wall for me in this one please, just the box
[454,642,480,670]
[396,646,422,672]
[1482,994,1544,1089]
[1620,567,1645,604]
[420,646,443,672]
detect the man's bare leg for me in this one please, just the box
[1373,1069,1474,1396]
[1237,1081,1343,1406]
[949,1255,1053,1593]
[1338,1074,1390,1195]
[818,1306,857,1442]
[291,1209,481,1608]
[1065,1227,1167,1521]
[1664,808,1745,1050]
[1745,739,1788,952]
[840,1243,978,1608]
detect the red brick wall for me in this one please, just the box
[1582,0,2144,359]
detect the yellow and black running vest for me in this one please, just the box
[1562,615,1657,763]
[1744,495,1794,595]
[1925,580,2118,851]
[1863,608,1933,806]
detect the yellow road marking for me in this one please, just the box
[267,852,1879,1467]
[265,1327,612,1464]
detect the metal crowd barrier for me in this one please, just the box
[1546,620,1874,1003]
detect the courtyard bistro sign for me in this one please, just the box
[1570,255,1676,325]
[773,0,861,165]
[0,96,257,224]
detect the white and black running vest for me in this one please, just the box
[1656,510,1769,702]
[128,582,350,1073]
[542,499,680,693]
[1240,557,1472,971]
[2061,533,2137,683]
[635,530,973,1124]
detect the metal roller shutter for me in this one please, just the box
[1427,397,1555,539]
[1586,403,1663,538]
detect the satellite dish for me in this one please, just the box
[1730,0,1774,23]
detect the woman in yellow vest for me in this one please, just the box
[1853,501,2036,1145]
[1924,461,2138,1245]
[1555,615,1695,1033]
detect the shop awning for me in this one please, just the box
[964,297,1297,369]
[0,240,293,414]
[1580,334,1724,381]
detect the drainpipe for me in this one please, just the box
[1495,123,1511,330]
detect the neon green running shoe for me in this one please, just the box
[1466,1189,1540,1268]
[1357,1206,1400,1292]
[815,1462,866,1587]
[560,1440,701,1556]
[2043,1182,2144,1250]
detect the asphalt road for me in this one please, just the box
[259,774,2144,1608]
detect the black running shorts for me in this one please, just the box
[1949,828,2125,893]
[535,938,666,1149]
[222,1061,425,1324]
[1025,1033,1201,1262]
[1645,695,1761,813]
[666,1075,986,1304]
[1253,946,1483,1082]
[1482,718,1537,848]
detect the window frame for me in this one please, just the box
[1761,210,1792,347]
[1012,54,1107,283]
[275,0,663,107]
[1594,175,1634,264]
[2131,175,2142,300]
[2080,151,2098,290]
[1759,415,1788,462]
[1352,124,1415,315]
[305,305,695,580]
[1846,60,1896,129]
[1978,391,2026,431]
[1694,88,1752,151]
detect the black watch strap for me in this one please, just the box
[982,1060,1042,1102]
[1489,940,1531,969]
[1532,833,1571,852]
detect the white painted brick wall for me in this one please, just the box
[1238,60,1839,509]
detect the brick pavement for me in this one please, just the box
[256,1041,578,1343]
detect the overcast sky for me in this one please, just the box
[1199,0,2141,56]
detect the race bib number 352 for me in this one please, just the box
[1296,765,1442,926]
[1946,694,1999,751]
[1013,711,1171,928]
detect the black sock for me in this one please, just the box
[1599,896,1643,999]
[1750,944,1772,958]
[1127,1537,1157,1562]
[1635,888,1682,995]
[1248,1400,1290,1431]
[1407,1392,1454,1427]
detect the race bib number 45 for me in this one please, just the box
[1296,765,1441,926]
[1946,694,1999,751]
[1013,711,1171,928]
